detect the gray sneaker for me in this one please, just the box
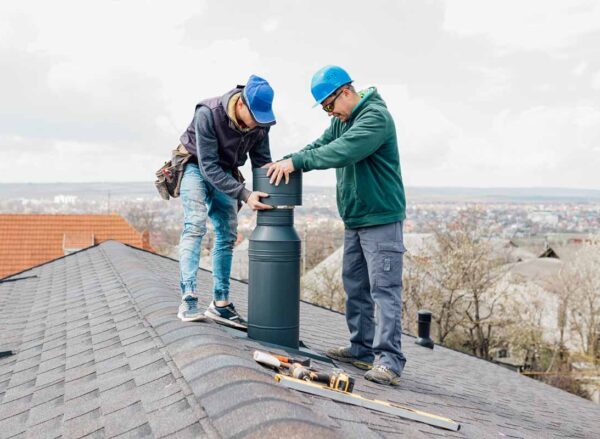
[177,294,206,322]
[325,346,373,370]
[364,364,400,386]
[204,301,247,329]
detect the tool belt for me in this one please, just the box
[154,144,246,203]
[154,144,192,200]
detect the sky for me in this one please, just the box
[1,0,599,189]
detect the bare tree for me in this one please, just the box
[550,238,600,362]
[500,284,549,370]
[404,214,510,360]
[123,204,158,232]
[404,249,467,344]
[302,223,344,273]
[457,233,510,360]
[402,255,429,336]
[302,258,345,312]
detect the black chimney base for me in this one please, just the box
[415,310,435,349]
[218,324,334,364]
[415,337,435,349]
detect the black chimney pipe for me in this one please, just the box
[247,168,302,348]
[415,310,434,349]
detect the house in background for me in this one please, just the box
[0,214,153,278]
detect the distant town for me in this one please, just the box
[3,182,599,274]
[2,183,600,253]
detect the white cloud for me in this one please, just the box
[592,71,600,90]
[0,0,599,190]
[443,0,600,51]
[469,66,512,101]
[441,106,600,187]
[262,18,280,33]
[380,85,460,166]
[0,136,166,182]
[572,62,587,77]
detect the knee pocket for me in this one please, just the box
[375,242,405,287]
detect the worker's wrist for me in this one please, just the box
[291,154,304,172]
[240,188,252,203]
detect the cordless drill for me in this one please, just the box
[253,350,355,393]
[290,364,355,393]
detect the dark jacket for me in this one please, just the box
[180,86,272,200]
[291,88,405,229]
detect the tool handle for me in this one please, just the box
[311,372,331,384]
[274,355,311,367]
[253,351,282,369]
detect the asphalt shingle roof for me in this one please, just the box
[1,241,599,438]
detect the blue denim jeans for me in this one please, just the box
[178,163,238,301]
[342,221,406,374]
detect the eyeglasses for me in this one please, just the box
[322,87,345,113]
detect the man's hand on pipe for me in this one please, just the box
[267,159,295,186]
[246,191,273,210]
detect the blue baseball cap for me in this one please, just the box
[242,75,276,126]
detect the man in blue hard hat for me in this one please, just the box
[268,66,407,386]
[177,75,275,327]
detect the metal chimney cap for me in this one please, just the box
[252,168,302,206]
[417,310,433,321]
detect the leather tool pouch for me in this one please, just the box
[154,144,192,200]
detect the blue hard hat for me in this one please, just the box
[310,65,353,106]
[243,75,276,126]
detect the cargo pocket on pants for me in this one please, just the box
[375,241,405,287]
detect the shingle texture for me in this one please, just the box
[0,214,153,278]
[1,241,599,438]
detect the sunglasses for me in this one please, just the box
[322,87,346,113]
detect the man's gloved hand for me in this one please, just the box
[246,191,273,211]
[267,159,295,186]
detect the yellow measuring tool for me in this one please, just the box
[275,374,460,432]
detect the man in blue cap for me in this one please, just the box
[177,75,275,327]
[268,66,406,386]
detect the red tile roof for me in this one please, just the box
[0,214,154,278]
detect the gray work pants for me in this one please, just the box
[342,221,406,374]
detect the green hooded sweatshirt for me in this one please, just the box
[291,88,405,229]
